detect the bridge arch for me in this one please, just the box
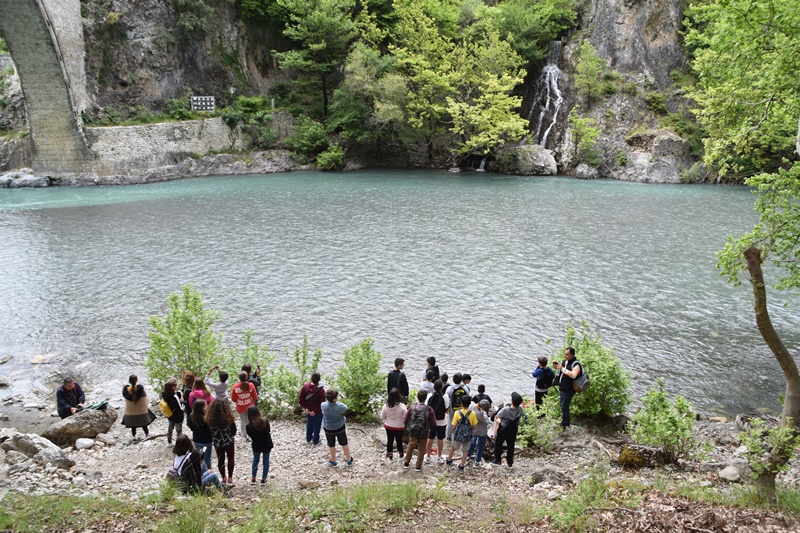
[0,0,89,175]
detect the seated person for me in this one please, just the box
[56,377,85,419]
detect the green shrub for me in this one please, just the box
[661,110,706,159]
[643,91,668,115]
[316,143,345,170]
[175,0,215,41]
[557,320,631,417]
[145,285,223,390]
[739,418,800,480]
[620,81,639,96]
[601,81,618,96]
[568,109,603,168]
[616,149,628,166]
[259,335,324,418]
[335,338,384,421]
[167,96,195,121]
[680,162,702,183]
[284,116,329,162]
[0,38,8,55]
[631,378,706,463]
[517,392,562,452]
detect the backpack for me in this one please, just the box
[451,384,467,404]
[453,409,473,443]
[429,393,446,420]
[406,406,430,439]
[159,398,173,418]
[538,368,555,389]
[572,364,590,393]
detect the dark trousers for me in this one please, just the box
[306,412,323,444]
[494,425,518,466]
[560,390,575,428]
[535,390,549,406]
[216,444,235,478]
[385,427,404,456]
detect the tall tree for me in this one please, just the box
[274,0,359,119]
[573,39,605,109]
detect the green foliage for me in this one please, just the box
[145,285,223,391]
[643,91,668,115]
[175,0,215,41]
[335,338,384,420]
[284,115,329,161]
[616,149,627,167]
[679,162,705,184]
[631,378,706,464]
[685,0,800,178]
[316,143,345,170]
[260,335,324,418]
[739,418,800,480]
[568,109,602,167]
[517,392,562,452]
[167,96,196,121]
[661,109,706,159]
[221,96,276,150]
[557,320,631,417]
[574,39,606,109]
[0,38,8,55]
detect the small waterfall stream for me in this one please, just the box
[528,41,563,147]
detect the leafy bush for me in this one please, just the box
[644,91,668,115]
[616,149,628,166]
[175,0,215,40]
[145,285,223,390]
[661,110,706,159]
[335,338,384,421]
[517,393,562,452]
[557,320,631,417]
[601,82,618,96]
[316,143,344,170]
[739,418,800,480]
[568,110,603,168]
[0,38,8,55]
[167,97,194,120]
[284,116,329,162]
[620,80,639,96]
[259,335,324,418]
[680,162,703,184]
[631,378,706,463]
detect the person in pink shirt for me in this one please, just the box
[188,378,213,410]
[231,371,258,442]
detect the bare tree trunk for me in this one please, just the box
[744,245,800,501]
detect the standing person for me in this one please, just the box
[467,400,491,467]
[231,372,258,442]
[446,394,478,473]
[181,371,195,415]
[188,378,213,410]
[298,372,326,445]
[556,347,581,429]
[171,434,222,493]
[445,374,467,441]
[187,399,213,469]
[122,374,156,439]
[403,390,436,472]
[56,377,85,419]
[380,388,407,461]
[206,366,230,402]
[471,384,492,405]
[419,370,435,395]
[387,357,409,401]
[491,392,524,468]
[532,356,555,407]
[424,380,449,464]
[321,389,353,468]
[461,374,473,397]
[206,399,237,484]
[422,356,440,382]
[242,363,262,392]
[162,378,184,445]
[245,405,273,486]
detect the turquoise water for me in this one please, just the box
[0,170,793,415]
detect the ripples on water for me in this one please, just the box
[0,170,796,415]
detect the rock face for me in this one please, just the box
[490,145,558,176]
[41,408,118,447]
[615,130,693,183]
[0,429,75,470]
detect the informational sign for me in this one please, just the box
[190,96,215,112]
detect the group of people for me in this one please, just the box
[55,348,583,491]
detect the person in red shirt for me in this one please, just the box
[298,372,325,445]
[231,371,258,442]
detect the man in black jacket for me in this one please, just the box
[387,357,409,401]
[56,377,85,419]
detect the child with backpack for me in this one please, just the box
[161,378,184,445]
[445,373,468,441]
[245,405,273,486]
[424,380,450,464]
[187,399,213,469]
[381,388,407,461]
[447,394,478,473]
[298,372,325,445]
[170,434,222,493]
[531,356,555,406]
[467,399,491,466]
[321,389,353,467]
[403,390,436,471]
[491,392,524,469]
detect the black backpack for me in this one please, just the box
[429,393,446,420]
[406,406,430,439]
[451,384,467,404]
[538,368,555,389]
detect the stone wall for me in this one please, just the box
[85,117,247,175]
[41,0,89,117]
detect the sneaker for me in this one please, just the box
[490,461,502,467]
[345,457,354,467]
[226,477,234,484]
[403,462,410,469]
[250,477,256,485]
[306,440,313,445]
[473,462,481,468]
[445,437,452,443]
[415,466,422,472]
[260,478,267,486]
[326,461,338,468]
[424,456,431,464]
[458,465,465,473]
[507,464,513,470]
[445,459,453,467]
[437,456,446,464]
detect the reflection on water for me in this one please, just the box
[0,170,795,415]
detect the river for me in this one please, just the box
[0,170,796,416]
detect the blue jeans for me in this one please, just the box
[560,390,575,428]
[194,441,213,470]
[306,412,323,444]
[252,450,271,480]
[468,435,487,464]
[201,470,221,490]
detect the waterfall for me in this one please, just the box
[529,41,564,148]
[477,156,487,171]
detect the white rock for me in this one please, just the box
[546,490,560,501]
[22,404,44,410]
[718,465,741,482]
[29,355,49,364]
[75,439,95,450]
[72,476,87,488]
[735,445,748,455]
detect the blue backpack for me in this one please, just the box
[453,409,473,443]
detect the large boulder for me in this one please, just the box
[1,431,74,470]
[491,145,558,176]
[41,408,118,446]
[615,130,694,183]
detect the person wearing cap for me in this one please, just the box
[467,399,491,467]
